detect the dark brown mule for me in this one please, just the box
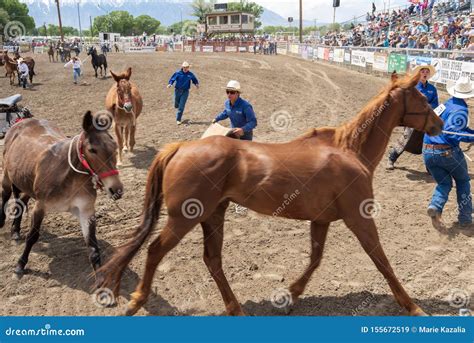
[105,68,143,165]
[97,72,443,316]
[2,52,17,85]
[0,112,123,277]
[48,45,56,62]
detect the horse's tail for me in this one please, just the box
[95,142,183,291]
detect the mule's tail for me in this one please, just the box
[96,142,183,291]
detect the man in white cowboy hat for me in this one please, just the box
[423,76,474,231]
[167,61,199,125]
[212,80,257,141]
[387,64,439,169]
[17,57,29,89]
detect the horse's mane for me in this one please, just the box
[334,72,420,153]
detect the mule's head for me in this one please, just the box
[82,111,123,200]
[391,71,443,136]
[111,68,133,113]
[86,46,95,56]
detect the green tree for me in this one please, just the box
[133,15,161,35]
[191,0,215,24]
[0,0,35,38]
[227,0,264,29]
[93,10,134,36]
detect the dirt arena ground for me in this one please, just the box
[0,51,472,316]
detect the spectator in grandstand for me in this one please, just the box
[212,80,257,141]
[167,61,199,125]
[387,64,439,170]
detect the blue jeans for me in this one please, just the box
[423,147,472,224]
[73,68,81,83]
[240,131,253,141]
[174,89,189,122]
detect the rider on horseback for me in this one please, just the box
[17,58,29,89]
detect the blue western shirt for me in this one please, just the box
[416,81,439,109]
[424,97,474,146]
[215,97,257,134]
[168,69,199,90]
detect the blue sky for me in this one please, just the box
[253,0,414,23]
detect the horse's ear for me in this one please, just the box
[391,71,398,83]
[110,70,120,83]
[125,67,132,80]
[82,111,94,132]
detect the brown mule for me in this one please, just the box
[97,72,443,316]
[0,112,123,277]
[2,51,17,85]
[105,67,143,165]
[48,45,56,63]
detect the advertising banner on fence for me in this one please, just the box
[203,46,214,53]
[301,46,309,59]
[363,51,374,64]
[373,52,389,72]
[290,44,300,54]
[333,49,344,63]
[184,45,193,52]
[351,50,367,67]
[431,58,474,84]
[407,55,432,71]
[215,46,224,52]
[388,53,408,73]
[317,47,325,60]
[328,48,334,62]
[344,50,351,63]
[239,46,248,52]
[277,42,287,55]
[225,46,237,52]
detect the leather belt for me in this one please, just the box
[423,144,452,150]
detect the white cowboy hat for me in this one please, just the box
[447,77,474,99]
[225,80,242,93]
[17,57,24,64]
[182,61,191,68]
[412,63,436,78]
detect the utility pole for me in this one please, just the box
[55,0,64,42]
[90,16,93,38]
[333,6,336,25]
[299,0,303,43]
[77,1,82,40]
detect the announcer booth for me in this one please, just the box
[205,11,255,36]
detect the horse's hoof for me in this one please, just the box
[14,266,25,278]
[411,307,429,316]
[124,303,140,316]
[11,232,21,242]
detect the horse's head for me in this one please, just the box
[81,111,123,200]
[111,68,134,113]
[391,72,443,136]
[87,46,95,56]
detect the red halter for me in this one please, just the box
[76,133,119,190]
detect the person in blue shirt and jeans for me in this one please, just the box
[387,64,439,169]
[424,77,474,231]
[167,61,199,125]
[212,80,257,141]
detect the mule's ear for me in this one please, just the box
[110,70,120,82]
[125,67,132,80]
[82,111,94,132]
[391,71,398,83]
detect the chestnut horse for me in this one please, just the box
[0,112,123,277]
[105,68,143,165]
[2,52,17,85]
[97,72,443,316]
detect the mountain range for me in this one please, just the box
[21,0,318,29]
